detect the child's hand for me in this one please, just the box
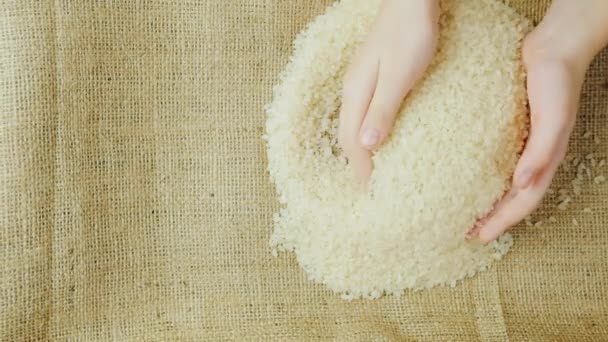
[338,0,440,181]
[474,0,608,242]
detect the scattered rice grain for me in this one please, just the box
[557,198,570,210]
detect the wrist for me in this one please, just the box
[534,0,608,65]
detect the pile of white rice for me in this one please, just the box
[265,0,530,299]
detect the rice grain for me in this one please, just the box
[266,0,530,299]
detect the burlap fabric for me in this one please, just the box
[1,1,606,340]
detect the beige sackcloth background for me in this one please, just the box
[1,1,607,341]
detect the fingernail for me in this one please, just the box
[465,225,481,240]
[361,129,379,147]
[517,169,534,189]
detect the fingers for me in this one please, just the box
[477,152,562,243]
[472,1,599,242]
[338,0,439,183]
[512,61,576,190]
[340,53,430,181]
[476,61,578,243]
[338,52,378,181]
[359,57,424,150]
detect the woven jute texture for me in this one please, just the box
[1,1,606,341]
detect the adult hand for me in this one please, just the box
[338,0,440,181]
[474,0,608,242]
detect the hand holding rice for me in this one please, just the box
[265,0,530,299]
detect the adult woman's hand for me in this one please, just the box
[474,0,608,242]
[338,0,440,181]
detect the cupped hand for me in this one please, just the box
[338,0,440,181]
[474,0,608,242]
